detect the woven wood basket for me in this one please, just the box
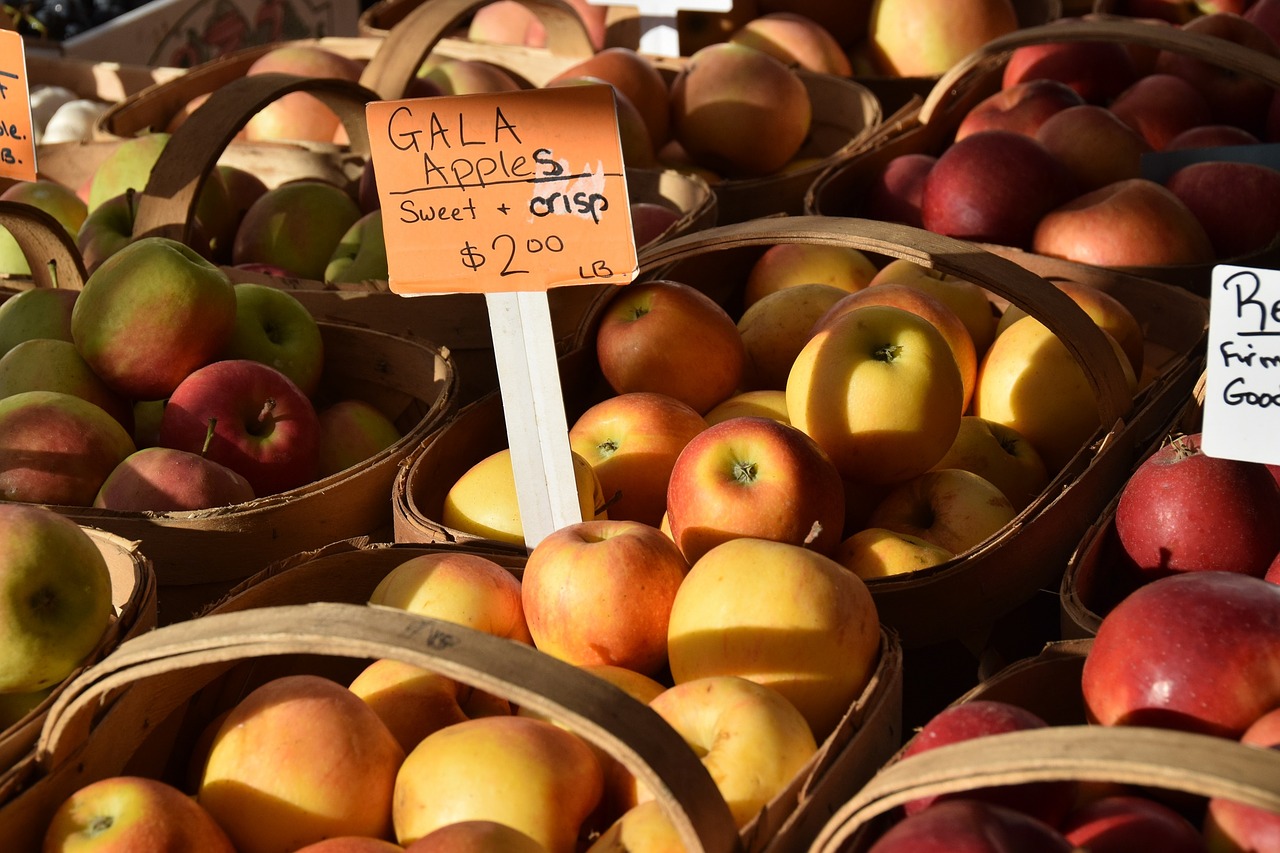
[805,17,1280,296]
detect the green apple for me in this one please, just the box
[0,288,77,358]
[76,190,139,275]
[0,502,113,693]
[0,180,87,276]
[0,685,53,728]
[232,180,362,281]
[72,236,237,401]
[419,58,523,95]
[324,210,387,284]
[0,338,134,431]
[316,398,403,477]
[221,282,325,398]
[85,132,172,213]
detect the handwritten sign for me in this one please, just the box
[366,84,638,296]
[0,30,36,183]
[1202,264,1280,466]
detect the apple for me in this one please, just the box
[1081,571,1280,738]
[43,776,237,853]
[0,337,133,431]
[864,799,1074,852]
[0,390,136,506]
[0,287,76,357]
[548,48,671,147]
[1165,161,1280,258]
[1155,12,1280,135]
[467,0,608,50]
[568,391,707,528]
[199,674,405,853]
[241,44,364,144]
[929,416,1050,512]
[0,179,86,276]
[867,258,998,357]
[1113,432,1280,580]
[900,700,1076,826]
[594,279,745,416]
[729,11,853,76]
[1001,39,1141,104]
[703,389,790,426]
[665,415,846,563]
[1061,795,1206,853]
[954,79,1086,142]
[743,243,878,309]
[324,210,388,285]
[1247,0,1280,39]
[158,358,321,497]
[866,0,1019,78]
[974,316,1136,474]
[418,58,523,96]
[0,502,112,693]
[76,191,144,275]
[1203,707,1280,853]
[813,282,978,412]
[71,235,237,400]
[738,283,849,391]
[232,180,363,281]
[545,77,657,169]
[1163,123,1262,148]
[920,129,1077,250]
[1109,73,1215,150]
[218,163,270,224]
[368,551,532,644]
[221,282,325,398]
[402,821,547,852]
[93,434,257,512]
[587,800,684,853]
[1031,178,1216,268]
[666,536,881,740]
[834,527,953,580]
[348,657,510,753]
[867,468,1017,555]
[669,42,811,178]
[392,715,603,852]
[440,447,606,547]
[863,153,937,228]
[295,838,405,853]
[786,304,964,486]
[629,202,682,248]
[635,675,817,828]
[317,399,404,478]
[521,519,689,675]
[0,685,52,728]
[1033,104,1153,192]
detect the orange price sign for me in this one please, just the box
[365,84,638,296]
[0,29,36,183]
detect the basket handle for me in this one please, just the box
[921,16,1280,125]
[637,215,1134,430]
[0,201,87,290]
[129,73,377,249]
[810,724,1280,852]
[358,0,598,101]
[35,601,743,853]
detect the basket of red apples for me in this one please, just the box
[807,15,1280,296]
[809,571,1280,852]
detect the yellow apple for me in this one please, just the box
[744,243,878,308]
[867,0,1019,78]
[294,837,405,852]
[786,305,964,486]
[368,552,532,644]
[974,316,1138,474]
[666,537,881,740]
[198,674,406,853]
[737,283,849,391]
[931,416,1050,512]
[401,820,548,851]
[868,258,999,357]
[586,800,684,853]
[835,527,954,580]
[348,657,511,753]
[866,468,1017,555]
[703,389,790,426]
[392,715,603,852]
[441,448,607,547]
[44,775,237,852]
[635,675,817,828]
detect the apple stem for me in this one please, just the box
[1166,432,1198,460]
[258,398,276,424]
[803,521,823,547]
[598,489,624,515]
[202,419,217,457]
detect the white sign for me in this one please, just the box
[1202,264,1280,466]
[588,0,732,56]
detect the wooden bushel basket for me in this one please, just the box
[807,639,1280,852]
[0,592,901,853]
[805,17,1280,297]
[0,527,155,800]
[0,201,459,625]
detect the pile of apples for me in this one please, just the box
[862,9,1280,270]
[855,567,1280,852]
[39,537,886,852]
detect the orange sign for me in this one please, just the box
[366,84,638,295]
[0,30,36,183]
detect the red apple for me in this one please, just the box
[1165,160,1280,258]
[158,359,321,496]
[1245,0,1280,42]
[43,776,237,852]
[865,799,1074,853]
[1001,40,1141,104]
[864,153,937,228]
[920,130,1077,249]
[1110,73,1216,150]
[1114,432,1280,580]
[1081,571,1280,738]
[1060,795,1206,853]
[955,79,1086,141]
[94,443,256,512]
[1203,707,1280,853]
[1163,123,1262,148]
[629,201,682,248]
[1034,103,1153,191]
[665,415,846,564]
[900,700,1076,827]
